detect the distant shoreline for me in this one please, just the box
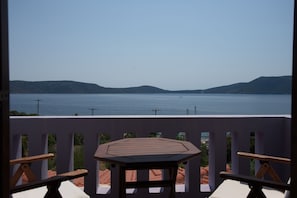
[10,76,292,94]
[10,93,291,116]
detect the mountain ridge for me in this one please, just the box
[10,76,292,94]
[204,76,291,94]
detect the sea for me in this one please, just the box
[9,93,291,116]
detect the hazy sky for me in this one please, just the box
[8,0,294,90]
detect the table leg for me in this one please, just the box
[169,165,178,198]
[119,166,126,198]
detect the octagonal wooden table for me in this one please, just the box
[94,137,200,198]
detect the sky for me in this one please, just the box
[8,0,294,90]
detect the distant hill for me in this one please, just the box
[10,80,168,94]
[10,80,104,93]
[203,76,291,94]
[10,76,292,94]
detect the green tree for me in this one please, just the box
[10,110,37,116]
[200,143,208,167]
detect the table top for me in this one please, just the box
[94,137,201,166]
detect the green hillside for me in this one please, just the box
[10,76,291,94]
[204,76,291,94]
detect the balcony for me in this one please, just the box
[9,115,291,198]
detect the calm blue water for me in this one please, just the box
[10,94,291,116]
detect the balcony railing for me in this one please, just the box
[9,115,291,198]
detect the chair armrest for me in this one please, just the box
[58,169,88,180]
[220,171,290,191]
[10,169,88,194]
[10,153,55,165]
[237,152,290,164]
[11,175,68,194]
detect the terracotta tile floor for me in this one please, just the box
[22,165,231,187]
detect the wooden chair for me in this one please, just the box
[10,153,89,198]
[209,152,291,198]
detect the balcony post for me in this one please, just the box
[185,130,201,194]
[208,130,227,191]
[231,130,250,175]
[83,131,99,196]
[29,133,49,180]
[56,132,74,173]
